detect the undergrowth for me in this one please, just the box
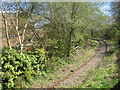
[30,47,96,88]
[78,49,119,88]
[1,40,98,88]
[1,48,47,88]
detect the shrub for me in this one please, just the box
[2,48,46,88]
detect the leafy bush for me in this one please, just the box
[83,34,92,39]
[46,39,66,57]
[2,48,46,88]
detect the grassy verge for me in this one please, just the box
[77,49,119,88]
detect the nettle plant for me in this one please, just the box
[2,48,47,88]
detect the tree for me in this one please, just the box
[1,3,12,49]
[110,2,120,41]
[1,2,36,52]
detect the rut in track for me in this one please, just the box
[50,40,109,88]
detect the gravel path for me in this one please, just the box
[52,41,109,88]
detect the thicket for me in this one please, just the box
[2,48,47,88]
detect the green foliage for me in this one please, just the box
[45,57,65,73]
[46,39,66,57]
[1,2,115,88]
[79,52,119,88]
[80,67,118,88]
[84,34,93,39]
[2,48,46,88]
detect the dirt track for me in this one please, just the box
[50,41,110,88]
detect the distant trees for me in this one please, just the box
[110,2,120,41]
[1,2,111,56]
[110,2,120,79]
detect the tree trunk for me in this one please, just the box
[14,11,22,51]
[66,28,74,57]
[2,12,11,49]
[91,30,94,37]
[66,3,77,57]
[21,4,35,52]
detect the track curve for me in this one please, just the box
[46,40,108,88]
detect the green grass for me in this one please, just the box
[104,40,117,46]
[77,49,119,88]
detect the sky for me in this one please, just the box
[101,2,112,16]
[0,2,112,16]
